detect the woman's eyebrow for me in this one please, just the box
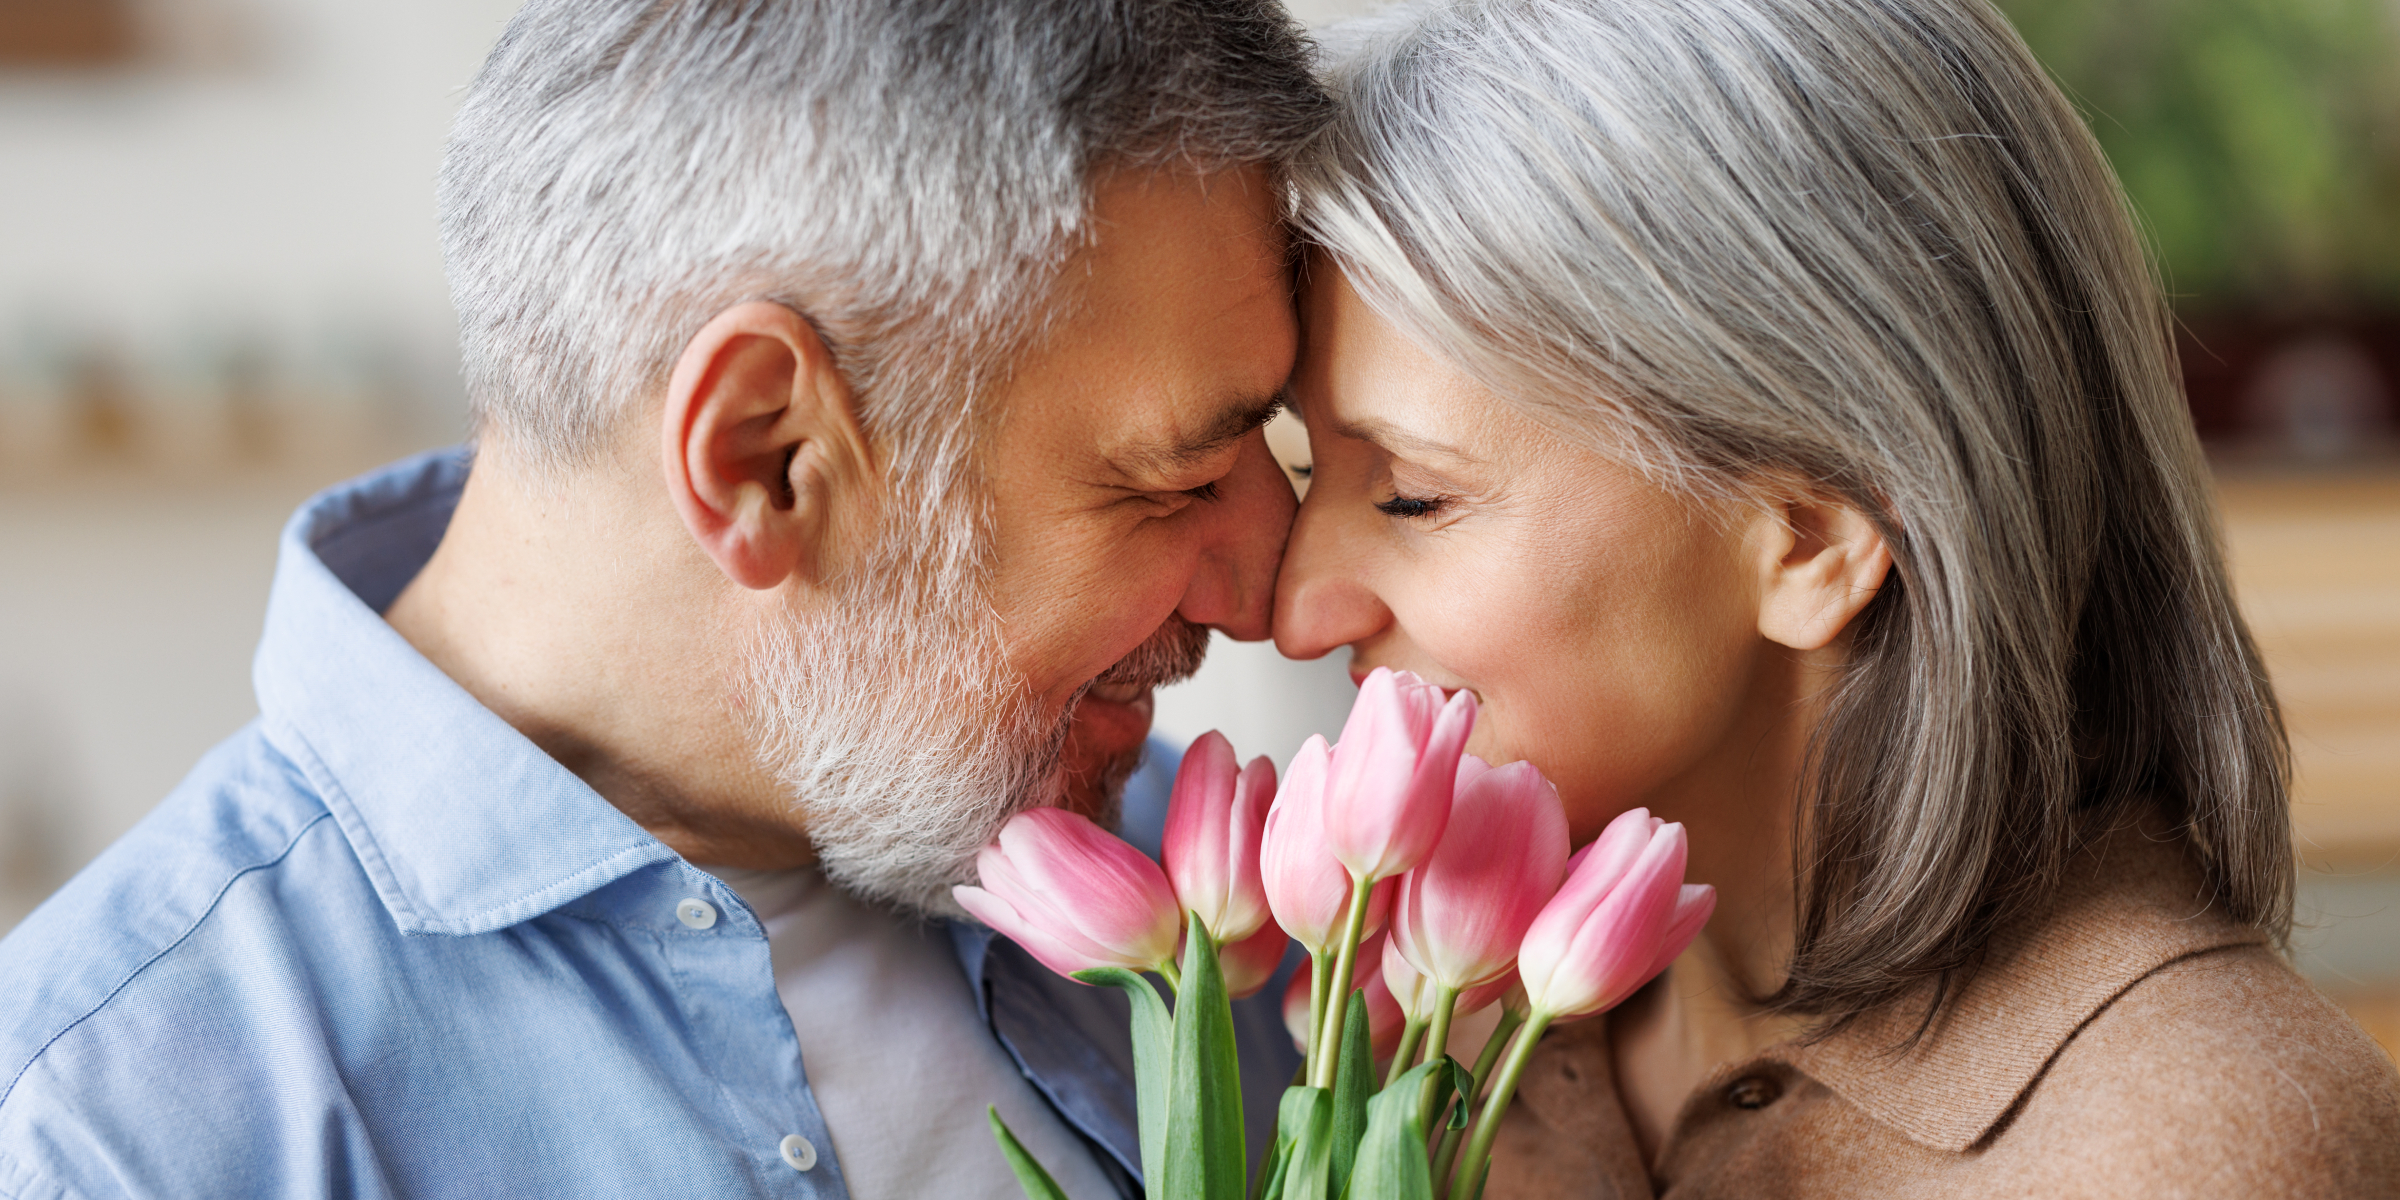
[1324,414,1481,463]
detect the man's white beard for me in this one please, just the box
[739,575,1069,918]
[738,506,1216,918]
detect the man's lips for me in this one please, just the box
[1070,681,1156,759]
[1086,679,1153,707]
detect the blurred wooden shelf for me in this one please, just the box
[2216,468,2400,869]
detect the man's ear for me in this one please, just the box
[661,301,876,591]
[1752,487,1895,651]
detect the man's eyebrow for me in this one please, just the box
[1324,415,1480,463]
[1119,392,1287,477]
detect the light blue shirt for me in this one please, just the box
[0,450,1297,1200]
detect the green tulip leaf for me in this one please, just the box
[1163,918,1246,1200]
[1341,1060,1463,1200]
[1073,965,1173,1188]
[1272,1085,1335,1200]
[1327,991,1373,1197]
[988,1105,1072,1200]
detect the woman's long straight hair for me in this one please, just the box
[1294,0,2292,1027]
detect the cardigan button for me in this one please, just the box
[1725,1075,1783,1110]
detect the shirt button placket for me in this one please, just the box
[675,897,718,930]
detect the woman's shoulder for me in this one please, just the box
[2012,941,2400,1190]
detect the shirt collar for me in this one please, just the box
[1769,813,2267,1152]
[253,449,677,936]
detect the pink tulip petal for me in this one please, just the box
[1325,672,1475,882]
[1391,760,1569,991]
[954,885,1119,979]
[1518,806,1660,993]
[1381,932,1433,1021]
[1162,731,1240,931]
[1214,755,1277,940]
[1283,960,1314,1052]
[994,809,1182,968]
[1456,970,1517,1018]
[1218,919,1290,1000]
[1352,934,1406,1056]
[1263,736,1361,952]
[1641,884,1717,983]
[1454,753,1494,795]
[1544,824,1689,1017]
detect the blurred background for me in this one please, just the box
[1,0,2395,1053]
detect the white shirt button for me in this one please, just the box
[779,1133,817,1171]
[675,898,718,930]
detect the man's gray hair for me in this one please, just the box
[1297,0,2291,1029]
[441,0,1327,533]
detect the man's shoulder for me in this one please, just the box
[0,722,348,1099]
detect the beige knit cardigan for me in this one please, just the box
[1487,821,2400,1197]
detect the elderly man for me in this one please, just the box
[0,2,1325,1197]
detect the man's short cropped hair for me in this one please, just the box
[439,0,1329,504]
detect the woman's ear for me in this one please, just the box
[661,301,878,591]
[1753,488,1894,651]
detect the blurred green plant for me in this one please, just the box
[1998,0,2400,312]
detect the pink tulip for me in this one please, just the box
[1456,968,1517,1019]
[1383,948,1516,1049]
[1322,668,1477,883]
[1215,916,1291,1000]
[1262,735,1393,953]
[1385,948,1517,1023]
[1515,808,1714,1020]
[1381,930,1434,1021]
[1162,732,1276,944]
[952,808,1183,980]
[1282,936,1405,1058]
[1389,758,1570,993]
[1283,961,1313,1051]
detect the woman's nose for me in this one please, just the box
[1272,487,1393,661]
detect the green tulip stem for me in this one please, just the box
[1431,1005,1524,1193]
[1310,875,1377,1090]
[1420,986,1460,1069]
[1155,958,1182,995]
[1414,985,1462,1130]
[1449,1009,1554,1200]
[1385,1014,1428,1089]
[1303,947,1331,1083]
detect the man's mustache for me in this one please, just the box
[1090,616,1211,692]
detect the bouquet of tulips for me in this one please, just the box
[955,668,1713,1200]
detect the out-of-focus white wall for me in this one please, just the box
[0,0,519,430]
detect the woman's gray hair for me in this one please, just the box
[440,0,1326,573]
[1298,0,2292,1025]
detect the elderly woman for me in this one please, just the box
[1270,0,2400,1192]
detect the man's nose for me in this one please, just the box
[1271,480,1391,662]
[1175,431,1294,641]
